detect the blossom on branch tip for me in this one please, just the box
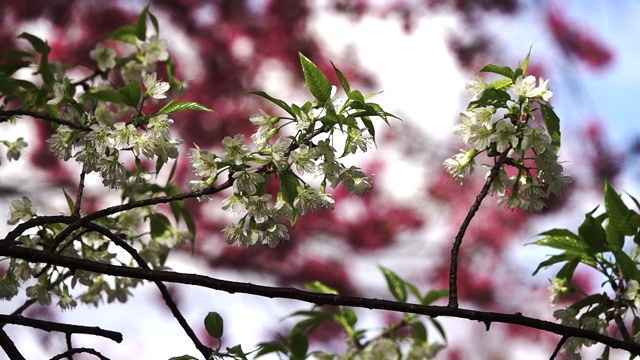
[222,134,250,165]
[489,120,517,152]
[7,196,36,225]
[140,35,169,64]
[260,222,290,248]
[293,186,334,215]
[188,146,218,178]
[466,74,488,101]
[443,149,476,182]
[232,168,264,195]
[47,81,66,105]
[143,72,170,100]
[90,44,117,71]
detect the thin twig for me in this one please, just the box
[84,222,213,358]
[1,243,639,356]
[50,348,110,360]
[0,313,122,342]
[73,171,86,218]
[0,109,91,132]
[549,335,567,360]
[448,150,510,307]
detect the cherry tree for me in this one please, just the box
[0,1,637,359]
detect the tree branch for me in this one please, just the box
[1,243,638,355]
[0,313,122,343]
[83,222,213,358]
[0,109,92,132]
[448,150,510,307]
[0,328,26,360]
[50,348,110,360]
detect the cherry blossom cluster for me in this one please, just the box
[445,61,571,211]
[189,83,383,248]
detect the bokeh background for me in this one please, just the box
[0,0,639,358]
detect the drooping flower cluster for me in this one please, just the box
[187,51,394,248]
[445,58,570,211]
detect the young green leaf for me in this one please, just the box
[249,90,295,118]
[479,64,514,79]
[17,32,49,54]
[577,214,608,253]
[61,188,75,214]
[255,342,289,358]
[540,103,561,152]
[168,355,198,360]
[278,170,299,206]
[380,266,408,302]
[158,101,213,115]
[604,181,636,236]
[204,311,224,339]
[85,89,126,105]
[412,321,428,343]
[299,52,332,105]
[305,281,339,294]
[290,331,309,360]
[106,25,138,44]
[118,82,142,108]
[331,61,351,95]
[136,5,149,40]
[149,213,172,239]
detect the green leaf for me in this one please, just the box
[85,89,125,105]
[422,289,448,305]
[158,101,213,114]
[18,32,49,54]
[338,308,358,327]
[290,331,308,360]
[540,103,561,152]
[105,25,138,44]
[0,61,31,77]
[380,266,407,302]
[532,232,586,253]
[613,250,639,281]
[331,61,351,95]
[488,78,513,90]
[279,170,299,206]
[204,311,224,339]
[469,88,510,109]
[556,258,579,281]
[531,254,577,276]
[149,10,160,34]
[430,318,447,341]
[149,213,172,239]
[255,342,289,358]
[305,281,339,294]
[569,293,609,311]
[299,52,332,104]
[412,321,428,343]
[249,90,295,118]
[168,355,198,360]
[136,5,149,40]
[62,188,75,214]
[604,181,636,236]
[578,214,608,253]
[479,64,514,79]
[118,82,141,108]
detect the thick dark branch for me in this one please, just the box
[0,109,92,132]
[0,313,122,343]
[448,150,510,307]
[46,178,233,251]
[1,243,639,355]
[0,329,26,360]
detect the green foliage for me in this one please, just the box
[204,311,224,339]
